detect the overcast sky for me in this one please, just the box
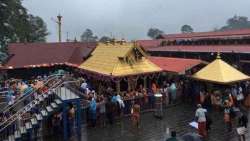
[22,0,250,42]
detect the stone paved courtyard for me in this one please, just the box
[47,103,250,141]
[82,104,250,141]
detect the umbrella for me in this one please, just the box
[181,133,202,141]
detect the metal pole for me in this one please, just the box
[57,15,62,42]
[76,100,81,140]
[143,76,147,89]
[64,87,66,99]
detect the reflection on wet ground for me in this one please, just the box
[46,104,250,141]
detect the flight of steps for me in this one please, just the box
[1,92,63,141]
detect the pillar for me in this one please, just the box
[127,78,131,91]
[143,76,147,89]
[63,102,68,141]
[115,79,121,94]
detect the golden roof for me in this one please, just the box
[79,42,161,77]
[192,56,249,84]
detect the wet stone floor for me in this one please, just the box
[48,103,250,141]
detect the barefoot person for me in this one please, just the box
[195,104,207,138]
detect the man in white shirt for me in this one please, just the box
[195,104,207,138]
[81,82,87,89]
[80,80,88,93]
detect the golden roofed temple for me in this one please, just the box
[192,54,250,84]
[79,42,162,77]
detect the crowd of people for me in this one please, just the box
[193,82,250,140]
[76,77,249,132]
[0,72,64,140]
[70,76,187,129]
[0,76,49,106]
[0,70,249,140]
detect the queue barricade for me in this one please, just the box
[121,94,156,116]
[79,99,90,127]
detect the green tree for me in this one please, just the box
[26,15,49,42]
[0,0,48,62]
[80,29,98,42]
[147,28,164,39]
[99,36,112,43]
[220,15,250,31]
[181,25,194,33]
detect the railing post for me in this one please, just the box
[76,99,81,141]
[63,102,68,141]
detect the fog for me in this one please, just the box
[23,0,250,42]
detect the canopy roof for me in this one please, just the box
[149,57,202,74]
[79,42,161,77]
[192,56,250,84]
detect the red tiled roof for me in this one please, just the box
[147,45,250,53]
[5,42,97,69]
[158,28,250,40]
[136,39,163,49]
[149,56,202,74]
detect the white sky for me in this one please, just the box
[22,0,250,42]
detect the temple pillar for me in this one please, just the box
[127,77,131,91]
[143,76,147,89]
[115,79,121,94]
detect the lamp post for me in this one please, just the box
[57,14,62,42]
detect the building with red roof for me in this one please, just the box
[140,29,250,74]
[157,28,250,40]
[4,42,96,69]
[136,39,163,49]
[148,45,250,53]
[148,57,203,74]
[137,28,250,50]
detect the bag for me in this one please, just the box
[237,127,247,135]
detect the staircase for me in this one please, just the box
[0,75,65,141]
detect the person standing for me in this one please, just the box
[224,100,233,132]
[116,94,125,119]
[170,82,177,104]
[236,85,244,106]
[195,104,207,138]
[106,97,115,125]
[237,112,248,141]
[244,82,250,108]
[163,84,169,107]
[68,103,75,138]
[89,97,97,127]
[199,90,205,106]
[80,80,87,93]
[131,102,141,128]
[52,111,62,137]
[203,93,212,112]
[99,95,106,127]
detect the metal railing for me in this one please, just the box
[0,78,64,135]
[0,78,79,135]
[0,74,63,114]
